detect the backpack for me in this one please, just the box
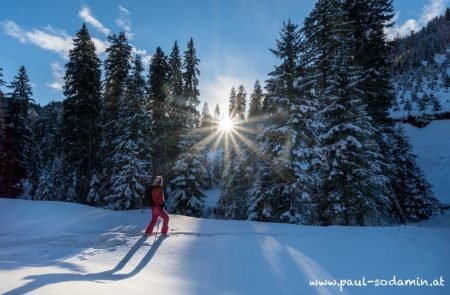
[142,186,155,207]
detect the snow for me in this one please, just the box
[1,199,449,295]
[434,54,446,66]
[202,186,220,210]
[404,120,450,204]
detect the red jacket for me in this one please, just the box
[152,186,165,206]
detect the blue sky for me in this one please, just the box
[0,0,448,110]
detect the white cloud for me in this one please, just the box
[132,47,152,68]
[387,0,447,39]
[92,38,109,55]
[78,4,110,36]
[116,5,133,39]
[26,28,73,57]
[46,62,65,91]
[2,20,27,43]
[421,0,446,23]
[2,20,73,58]
[2,20,108,58]
[386,19,420,39]
[118,5,130,14]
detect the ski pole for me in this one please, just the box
[154,217,160,243]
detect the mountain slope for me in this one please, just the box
[391,9,450,124]
[0,199,448,295]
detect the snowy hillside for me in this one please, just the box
[1,199,449,295]
[390,10,450,121]
[404,120,450,204]
[391,52,450,119]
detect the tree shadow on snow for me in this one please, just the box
[4,235,167,295]
[0,229,143,272]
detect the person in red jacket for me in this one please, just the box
[144,176,169,236]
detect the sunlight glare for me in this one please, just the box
[219,116,234,132]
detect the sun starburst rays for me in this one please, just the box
[177,112,296,184]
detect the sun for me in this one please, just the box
[219,116,234,132]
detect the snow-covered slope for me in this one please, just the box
[390,10,450,120]
[404,120,450,204]
[1,199,449,295]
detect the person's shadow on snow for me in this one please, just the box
[4,235,167,295]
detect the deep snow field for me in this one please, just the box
[0,198,448,295]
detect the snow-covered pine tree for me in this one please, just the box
[99,55,153,210]
[217,86,253,220]
[0,103,5,150]
[228,87,237,117]
[7,66,34,164]
[249,20,314,224]
[102,32,132,124]
[34,102,62,170]
[24,107,41,198]
[166,41,185,161]
[2,66,35,197]
[211,147,224,185]
[305,0,391,225]
[243,80,266,216]
[34,102,64,201]
[35,156,70,201]
[100,32,132,157]
[389,125,440,222]
[213,103,221,132]
[0,75,8,197]
[235,85,247,121]
[343,0,395,124]
[430,93,442,112]
[0,107,6,162]
[344,0,442,221]
[147,46,169,175]
[200,102,213,134]
[182,38,201,129]
[418,94,428,112]
[168,132,209,217]
[166,38,208,215]
[248,80,264,119]
[0,68,13,197]
[218,145,253,219]
[213,103,221,121]
[61,23,101,203]
[94,31,132,206]
[404,98,413,114]
[211,104,223,184]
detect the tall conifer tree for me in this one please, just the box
[183,38,201,128]
[302,0,391,225]
[95,31,132,205]
[218,86,252,220]
[248,80,264,119]
[167,41,185,160]
[1,66,35,197]
[147,47,169,174]
[62,23,102,202]
[95,55,153,209]
[249,20,314,224]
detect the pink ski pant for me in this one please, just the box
[145,206,169,234]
